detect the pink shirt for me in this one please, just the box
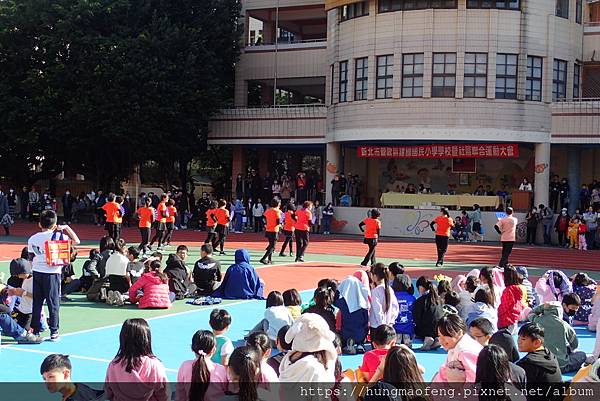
[104,356,168,401]
[176,358,228,401]
[261,361,280,384]
[498,216,518,242]
[434,333,483,383]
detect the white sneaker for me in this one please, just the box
[113,291,124,306]
[106,290,115,305]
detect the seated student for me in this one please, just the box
[516,266,538,309]
[104,239,131,295]
[105,319,168,401]
[444,291,461,312]
[334,273,370,355]
[466,288,498,329]
[7,247,32,288]
[222,347,271,401]
[459,276,478,321]
[572,272,597,324]
[498,265,525,334]
[80,249,100,292]
[61,248,81,302]
[212,249,264,300]
[209,309,234,366]
[468,317,520,364]
[535,270,572,304]
[387,262,407,287]
[164,245,195,300]
[126,247,144,285]
[516,323,564,401]
[413,276,444,351]
[267,325,292,376]
[528,302,586,374]
[360,324,397,381]
[590,285,600,331]
[392,274,416,347]
[561,293,581,326]
[0,285,43,343]
[40,354,104,401]
[193,244,222,296]
[253,291,294,344]
[475,345,526,400]
[246,331,280,384]
[303,286,337,333]
[176,330,228,401]
[127,260,171,309]
[7,253,35,330]
[282,289,302,321]
[437,280,452,303]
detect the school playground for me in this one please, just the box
[1,223,599,384]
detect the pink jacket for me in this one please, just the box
[434,333,483,383]
[176,358,228,401]
[104,356,168,401]
[497,216,518,242]
[128,272,171,309]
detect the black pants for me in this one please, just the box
[139,227,151,252]
[295,230,309,261]
[280,231,294,255]
[205,227,216,246]
[106,222,121,242]
[361,238,377,266]
[526,227,537,245]
[435,235,449,264]
[499,241,514,267]
[216,225,227,253]
[262,232,278,261]
[254,218,263,232]
[32,271,61,335]
[550,193,559,212]
[558,231,567,246]
[108,275,130,293]
[63,207,72,223]
[150,224,165,247]
[164,222,174,245]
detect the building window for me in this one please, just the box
[576,0,582,24]
[553,59,567,101]
[330,64,335,104]
[341,1,369,21]
[574,62,581,99]
[495,54,518,99]
[376,55,394,99]
[355,57,368,101]
[526,56,543,101]
[379,0,457,13]
[432,52,456,98]
[402,53,424,98]
[339,61,348,102]
[555,0,568,19]
[467,0,519,8]
[464,53,487,98]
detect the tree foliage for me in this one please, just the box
[0,0,241,188]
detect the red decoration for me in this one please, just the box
[357,144,519,159]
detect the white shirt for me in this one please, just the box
[105,253,129,276]
[17,277,33,314]
[519,183,532,191]
[264,306,294,341]
[28,231,63,274]
[369,283,400,328]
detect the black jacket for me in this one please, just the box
[193,256,222,295]
[164,254,192,299]
[412,296,444,338]
[516,348,564,401]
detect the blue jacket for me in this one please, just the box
[393,291,416,335]
[212,249,264,300]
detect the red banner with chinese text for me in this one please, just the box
[357,144,519,159]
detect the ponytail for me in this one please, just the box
[229,346,261,401]
[480,267,496,306]
[313,287,333,310]
[149,260,168,284]
[189,330,216,401]
[245,331,271,361]
[416,276,441,306]
[372,263,391,313]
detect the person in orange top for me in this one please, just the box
[214,199,230,256]
[137,197,155,254]
[150,194,169,250]
[429,207,455,267]
[163,199,177,247]
[204,200,219,249]
[102,193,121,242]
[113,195,125,242]
[293,200,313,262]
[279,203,296,257]
[359,209,382,267]
[260,199,282,265]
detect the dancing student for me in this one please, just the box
[214,199,230,256]
[293,201,313,263]
[149,194,169,250]
[101,193,121,242]
[359,209,382,267]
[260,199,282,265]
[279,203,296,257]
[164,199,177,247]
[204,200,218,248]
[136,197,154,254]
[429,207,454,267]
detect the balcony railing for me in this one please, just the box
[551,98,600,141]
[245,38,327,51]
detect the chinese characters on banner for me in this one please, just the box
[357,144,519,159]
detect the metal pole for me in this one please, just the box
[273,0,279,106]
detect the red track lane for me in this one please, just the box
[2,223,599,270]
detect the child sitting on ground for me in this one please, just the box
[413,276,444,351]
[9,254,34,330]
[40,354,104,401]
[282,289,302,321]
[535,270,572,304]
[392,274,416,347]
[589,285,600,331]
[267,325,292,376]
[127,260,170,309]
[209,309,234,366]
[466,288,498,329]
[253,291,293,345]
[443,291,461,315]
[303,286,337,332]
[334,272,370,355]
[60,249,80,302]
[360,324,397,381]
[572,273,596,325]
[126,247,144,285]
[516,266,538,310]
[246,331,279,384]
[80,249,100,292]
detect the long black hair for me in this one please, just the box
[246,331,271,361]
[114,318,155,373]
[475,344,512,401]
[372,263,391,313]
[416,276,441,306]
[189,330,216,401]
[228,346,261,401]
[479,267,497,306]
[382,346,429,401]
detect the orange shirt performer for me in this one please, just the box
[429,207,455,267]
[204,200,219,249]
[164,199,177,247]
[136,197,155,253]
[279,203,296,257]
[101,193,121,242]
[214,199,230,256]
[150,194,169,250]
[293,201,313,263]
[359,209,382,267]
[260,199,283,265]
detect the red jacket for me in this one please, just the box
[578,224,587,235]
[498,285,523,329]
[128,272,171,309]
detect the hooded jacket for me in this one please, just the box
[163,254,191,299]
[498,285,524,328]
[516,348,563,400]
[104,356,168,401]
[128,272,171,309]
[212,249,264,300]
[535,270,572,304]
[466,301,498,329]
[527,302,579,369]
